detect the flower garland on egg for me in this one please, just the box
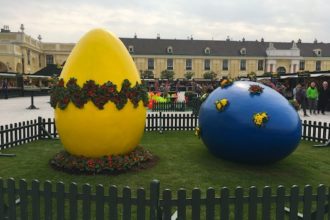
[50,77,149,110]
[220,79,234,88]
[249,84,264,95]
[50,146,155,175]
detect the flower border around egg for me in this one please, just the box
[50,146,157,175]
[50,77,149,110]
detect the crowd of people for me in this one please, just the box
[294,81,329,116]
[143,78,330,116]
[2,76,330,114]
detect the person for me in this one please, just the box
[318,81,329,115]
[306,81,319,114]
[2,79,8,99]
[293,85,297,100]
[295,83,308,117]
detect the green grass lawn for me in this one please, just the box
[0,131,329,192]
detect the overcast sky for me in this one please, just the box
[0,0,329,43]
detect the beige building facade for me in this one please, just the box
[1,26,330,79]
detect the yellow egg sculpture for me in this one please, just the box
[53,29,147,158]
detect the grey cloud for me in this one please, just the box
[0,0,329,43]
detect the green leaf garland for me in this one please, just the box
[50,78,149,110]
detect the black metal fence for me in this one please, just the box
[151,102,189,112]
[0,178,329,220]
[0,114,329,150]
[151,99,201,113]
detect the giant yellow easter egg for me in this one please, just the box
[54,29,147,158]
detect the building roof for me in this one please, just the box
[120,38,330,57]
[32,64,62,77]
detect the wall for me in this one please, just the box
[2,32,330,77]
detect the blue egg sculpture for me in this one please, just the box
[198,81,301,164]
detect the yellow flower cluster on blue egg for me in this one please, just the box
[253,112,268,127]
[215,99,229,111]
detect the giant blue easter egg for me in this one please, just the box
[198,81,301,164]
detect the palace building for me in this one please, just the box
[1,25,330,79]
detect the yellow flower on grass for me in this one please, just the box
[253,112,269,127]
[195,127,201,138]
[215,99,229,111]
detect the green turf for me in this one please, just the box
[0,131,329,192]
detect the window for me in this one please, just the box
[270,64,274,72]
[258,60,264,71]
[204,59,210,70]
[240,48,246,55]
[147,58,154,70]
[27,50,31,65]
[167,58,173,70]
[316,61,321,71]
[186,59,192,70]
[38,54,41,67]
[46,55,54,65]
[240,60,246,71]
[299,60,305,71]
[293,64,297,73]
[167,46,173,54]
[313,49,322,57]
[128,45,134,53]
[222,60,228,71]
[204,47,211,55]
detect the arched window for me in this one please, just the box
[167,46,173,54]
[277,66,286,75]
[27,50,31,65]
[240,48,247,55]
[313,49,322,57]
[128,45,134,53]
[204,47,211,55]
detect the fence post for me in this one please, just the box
[38,117,43,140]
[150,179,161,220]
[158,112,163,134]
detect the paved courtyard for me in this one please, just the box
[0,96,329,126]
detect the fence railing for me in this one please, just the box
[151,100,202,114]
[152,102,189,112]
[0,114,329,150]
[0,178,329,220]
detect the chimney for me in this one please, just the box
[1,25,10,33]
[20,24,25,33]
